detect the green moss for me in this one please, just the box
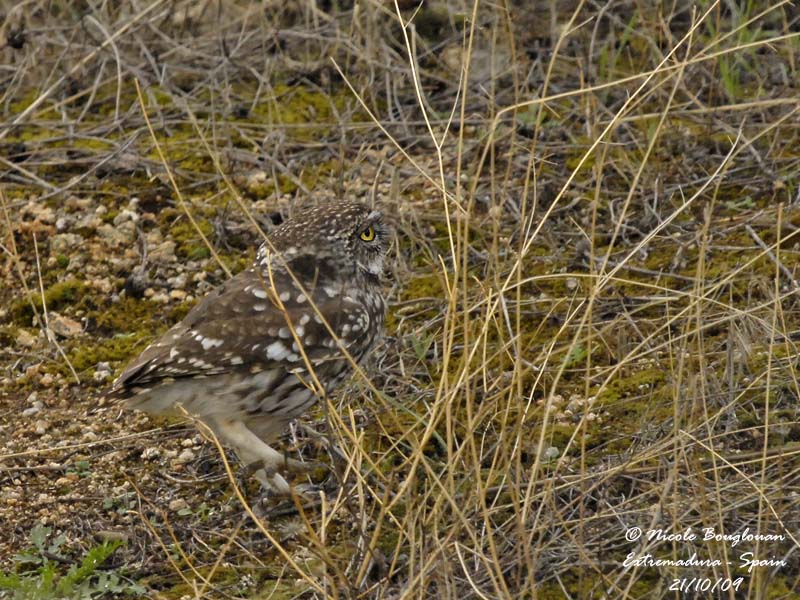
[0,325,19,346]
[67,332,151,373]
[169,218,213,259]
[10,279,87,325]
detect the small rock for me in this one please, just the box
[50,233,83,257]
[141,447,161,460]
[16,329,37,347]
[34,420,48,435]
[169,289,187,301]
[150,240,176,263]
[175,448,195,463]
[92,278,114,294]
[112,209,139,226]
[168,273,188,290]
[1,489,21,501]
[169,498,189,512]
[566,395,584,412]
[97,222,136,247]
[77,213,102,230]
[22,401,43,417]
[22,201,56,223]
[66,196,92,211]
[145,229,164,246]
[55,216,72,232]
[244,170,270,197]
[93,362,112,383]
[40,373,54,387]
[49,312,82,337]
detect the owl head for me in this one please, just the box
[260,201,388,279]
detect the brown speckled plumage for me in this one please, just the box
[107,201,387,493]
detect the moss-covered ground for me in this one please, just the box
[1,1,799,598]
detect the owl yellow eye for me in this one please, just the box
[360,226,376,242]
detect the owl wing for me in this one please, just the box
[107,262,371,400]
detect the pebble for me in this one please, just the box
[93,362,112,382]
[169,498,189,512]
[176,448,195,463]
[16,329,37,347]
[142,447,161,460]
[150,240,177,263]
[50,233,83,255]
[49,312,82,337]
[112,209,139,226]
[34,420,47,435]
[22,201,56,223]
[97,222,136,247]
[22,401,43,417]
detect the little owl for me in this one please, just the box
[107,201,387,494]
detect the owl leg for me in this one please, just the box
[210,418,303,495]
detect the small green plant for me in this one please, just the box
[0,524,145,599]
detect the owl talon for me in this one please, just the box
[254,467,291,496]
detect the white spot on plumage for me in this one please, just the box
[279,291,291,303]
[266,341,289,361]
[253,304,267,312]
[296,294,306,303]
[253,288,268,299]
[278,327,290,338]
[295,325,304,337]
[230,356,243,365]
[299,314,310,326]
[169,347,180,359]
[201,337,223,350]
